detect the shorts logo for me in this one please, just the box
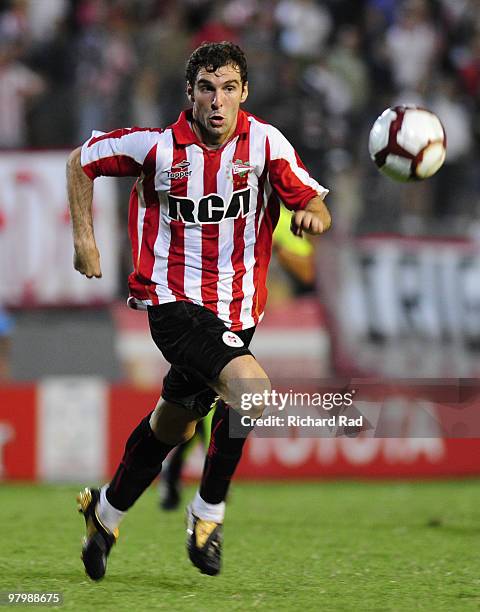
[222,331,244,348]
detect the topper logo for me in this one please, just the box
[172,160,190,169]
[166,159,192,180]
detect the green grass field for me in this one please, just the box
[0,481,479,611]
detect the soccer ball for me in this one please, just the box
[368,106,446,182]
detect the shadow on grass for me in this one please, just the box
[3,567,203,592]
[423,522,480,536]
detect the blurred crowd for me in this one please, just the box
[1,0,480,233]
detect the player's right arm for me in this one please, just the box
[67,147,100,278]
[66,127,162,278]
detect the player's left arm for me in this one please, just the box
[265,125,331,237]
[290,196,331,237]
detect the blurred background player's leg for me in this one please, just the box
[272,206,316,295]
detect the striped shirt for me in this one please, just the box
[81,109,328,330]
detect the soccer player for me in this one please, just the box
[68,41,331,580]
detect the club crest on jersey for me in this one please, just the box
[168,188,251,224]
[165,160,192,180]
[232,159,254,177]
[222,331,244,348]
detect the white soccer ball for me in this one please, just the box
[368,105,446,182]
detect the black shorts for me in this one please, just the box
[148,301,255,417]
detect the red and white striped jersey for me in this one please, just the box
[81,109,328,330]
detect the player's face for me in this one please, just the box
[188,64,248,147]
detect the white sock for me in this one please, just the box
[191,490,225,523]
[96,485,126,532]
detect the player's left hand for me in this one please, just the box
[290,210,326,237]
[290,196,332,238]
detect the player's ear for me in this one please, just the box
[186,83,194,103]
[240,82,248,104]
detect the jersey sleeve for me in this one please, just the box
[266,125,329,211]
[80,127,162,179]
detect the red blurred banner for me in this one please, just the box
[0,386,37,479]
[0,382,479,481]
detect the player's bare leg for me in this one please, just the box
[159,415,211,511]
[149,399,199,445]
[78,398,200,580]
[187,355,270,575]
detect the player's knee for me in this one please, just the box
[215,354,271,418]
[149,402,197,445]
[224,376,271,419]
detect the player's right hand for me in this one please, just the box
[73,243,102,278]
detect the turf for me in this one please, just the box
[0,481,479,611]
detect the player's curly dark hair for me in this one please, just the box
[185,41,248,87]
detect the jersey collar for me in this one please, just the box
[171,108,249,146]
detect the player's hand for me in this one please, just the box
[73,242,102,278]
[290,210,327,238]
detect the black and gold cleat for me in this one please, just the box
[76,487,118,581]
[186,505,222,576]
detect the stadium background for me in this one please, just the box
[1,2,480,610]
[1,0,480,481]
